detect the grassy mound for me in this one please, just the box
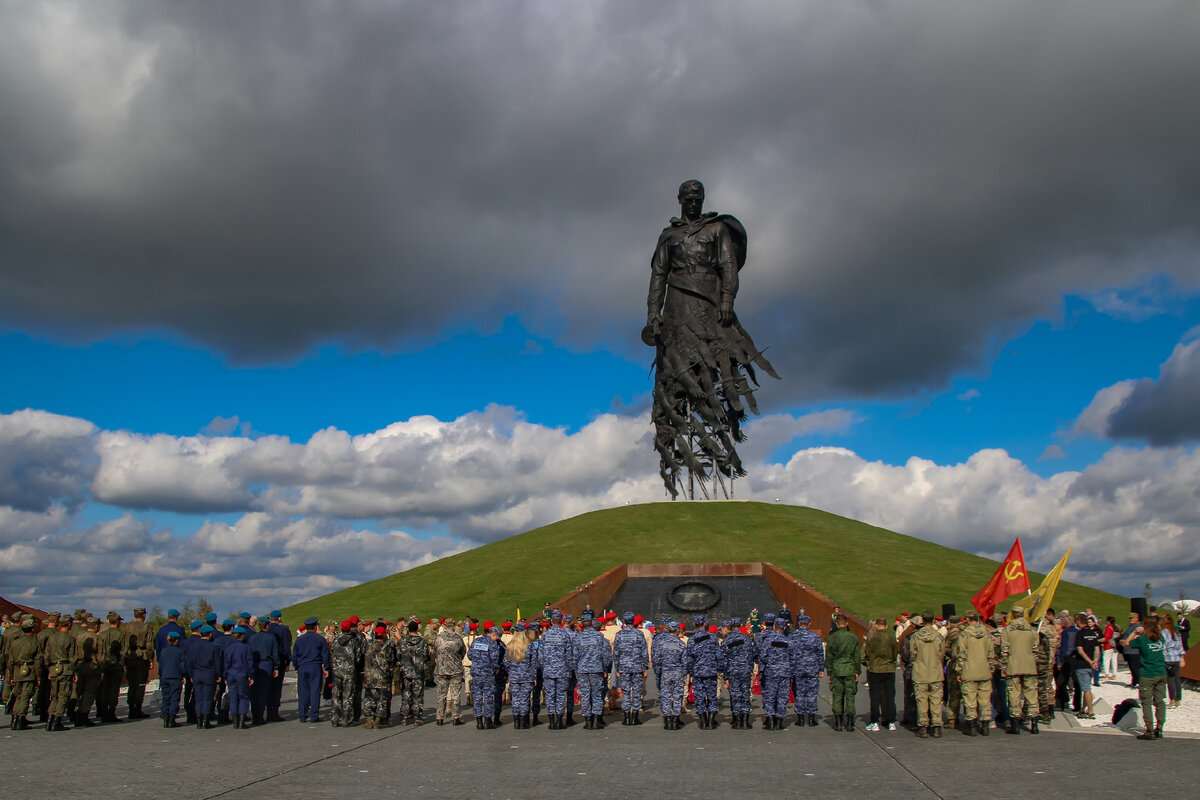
[282,502,1128,624]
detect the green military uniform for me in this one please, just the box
[96,612,126,722]
[5,620,42,729]
[942,621,962,729]
[43,616,78,731]
[122,609,154,718]
[35,612,60,721]
[1035,619,1059,723]
[421,621,439,686]
[1000,605,1040,734]
[2,615,27,711]
[824,623,863,730]
[73,619,102,726]
[953,619,996,735]
[909,614,946,737]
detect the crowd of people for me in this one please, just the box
[1,601,1189,739]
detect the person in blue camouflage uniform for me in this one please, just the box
[529,622,545,724]
[563,613,579,725]
[685,615,723,729]
[652,620,687,730]
[467,625,502,729]
[504,622,539,728]
[651,617,671,696]
[614,611,649,725]
[789,613,824,727]
[721,616,755,729]
[491,625,508,726]
[575,618,612,729]
[757,616,793,729]
[539,611,574,729]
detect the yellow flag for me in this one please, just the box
[1024,547,1072,624]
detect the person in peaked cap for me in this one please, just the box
[292,616,330,723]
[614,611,649,725]
[34,611,60,722]
[189,625,224,729]
[155,608,186,661]
[266,609,292,722]
[432,616,466,726]
[121,607,154,719]
[538,609,573,729]
[158,630,186,727]
[562,614,580,725]
[6,616,40,730]
[756,616,793,729]
[790,613,824,728]
[224,626,254,729]
[249,615,282,726]
[95,611,126,723]
[574,617,611,729]
[467,625,502,729]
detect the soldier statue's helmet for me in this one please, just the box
[622,612,635,624]
[677,179,705,200]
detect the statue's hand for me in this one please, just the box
[718,302,734,326]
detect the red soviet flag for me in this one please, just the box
[971,539,1031,619]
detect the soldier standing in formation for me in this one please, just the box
[953,611,995,736]
[189,625,222,730]
[361,623,397,728]
[909,611,946,738]
[397,620,429,724]
[539,610,573,729]
[652,620,686,730]
[292,616,331,723]
[122,608,154,719]
[825,613,862,731]
[757,616,792,729]
[790,613,824,727]
[433,617,466,725]
[1000,603,1041,734]
[467,624,502,728]
[96,611,126,723]
[223,625,253,729]
[685,614,722,729]
[6,616,41,729]
[329,620,364,727]
[248,616,280,725]
[42,613,77,731]
[614,611,648,726]
[575,617,612,729]
[721,616,754,729]
[158,630,186,727]
[504,621,539,728]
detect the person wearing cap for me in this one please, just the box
[5,616,42,729]
[180,619,205,723]
[1000,604,1040,735]
[330,619,366,727]
[574,618,612,730]
[491,622,509,727]
[720,616,754,729]
[433,617,466,725]
[71,615,102,727]
[224,626,254,729]
[614,611,649,726]
[789,613,824,728]
[652,620,687,729]
[38,613,76,731]
[538,610,574,729]
[212,619,236,723]
[265,610,292,722]
[155,608,187,662]
[158,630,187,728]
[467,625,503,729]
[292,616,331,723]
[825,613,862,732]
[94,611,126,723]
[248,615,282,726]
[504,621,539,728]
[360,623,398,728]
[188,625,223,729]
[909,609,947,738]
[397,619,430,725]
[33,611,60,723]
[953,611,995,736]
[685,614,721,729]
[120,607,154,719]
[421,618,440,688]
[1,613,27,713]
[756,616,793,730]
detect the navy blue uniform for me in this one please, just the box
[292,629,331,722]
[248,628,281,722]
[158,645,188,718]
[267,620,292,716]
[223,639,254,717]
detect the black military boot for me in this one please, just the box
[566,711,574,727]
[204,714,215,729]
[847,714,857,732]
[1006,717,1020,734]
[583,715,593,729]
[916,725,928,738]
[743,713,753,729]
[979,719,990,736]
[622,711,630,726]
[964,718,977,736]
[532,712,539,726]
[475,716,483,729]
[809,713,819,726]
[196,715,204,730]
[931,725,942,738]
[832,714,843,731]
[595,713,606,728]
[16,716,30,730]
[162,713,169,728]
[168,715,179,728]
[1029,718,1039,735]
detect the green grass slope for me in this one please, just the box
[282,502,1128,625]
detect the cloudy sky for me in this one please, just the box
[3,0,1200,614]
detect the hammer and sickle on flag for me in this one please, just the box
[971,539,1031,620]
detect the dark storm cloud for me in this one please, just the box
[1083,338,1200,445]
[3,1,1200,401]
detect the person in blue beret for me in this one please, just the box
[224,625,255,729]
[158,631,187,728]
[155,609,186,662]
[266,610,292,722]
[187,624,223,729]
[211,618,236,724]
[292,616,330,722]
[180,619,206,723]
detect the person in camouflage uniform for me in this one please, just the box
[756,617,793,729]
[72,616,102,726]
[2,613,28,713]
[942,617,963,731]
[396,620,429,723]
[539,610,575,729]
[789,613,824,727]
[361,624,397,728]
[421,619,439,686]
[43,613,78,731]
[614,612,649,726]
[721,616,755,729]
[653,620,687,730]
[909,611,947,738]
[684,615,722,729]
[825,613,862,732]
[121,607,154,719]
[504,622,539,728]
[433,618,466,725]
[953,611,996,736]
[468,625,502,728]
[34,611,59,722]
[575,618,612,730]
[1035,611,1060,723]
[330,620,365,727]
[1000,604,1041,734]
[5,617,41,729]
[96,611,126,723]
